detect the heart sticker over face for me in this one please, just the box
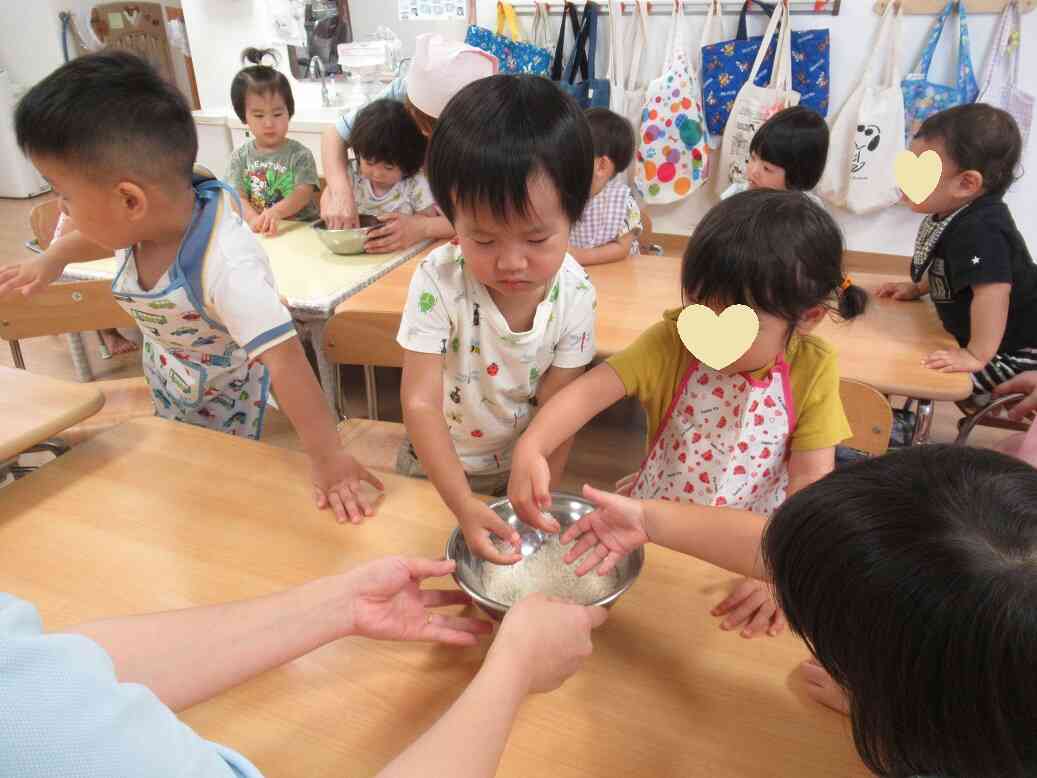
[677,304,760,370]
[894,149,943,204]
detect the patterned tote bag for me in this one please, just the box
[977,0,1033,149]
[465,1,553,76]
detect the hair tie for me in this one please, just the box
[840,276,853,293]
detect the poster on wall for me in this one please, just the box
[398,0,466,21]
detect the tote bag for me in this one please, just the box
[977,0,1033,149]
[901,0,979,141]
[702,0,830,138]
[715,1,800,194]
[636,0,709,202]
[557,2,610,110]
[464,1,553,76]
[551,4,589,98]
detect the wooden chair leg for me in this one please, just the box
[9,340,25,369]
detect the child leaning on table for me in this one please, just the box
[227,48,320,237]
[877,104,1037,408]
[560,444,1037,778]
[510,189,868,637]
[396,74,598,564]
[0,52,382,523]
[567,108,643,266]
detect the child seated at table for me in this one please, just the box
[877,104,1037,408]
[721,106,829,205]
[226,48,320,237]
[0,51,382,523]
[568,108,642,266]
[345,99,439,221]
[397,75,598,564]
[561,444,1037,778]
[510,189,867,637]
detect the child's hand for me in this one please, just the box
[507,447,562,534]
[711,577,786,638]
[799,659,850,715]
[994,372,1037,421]
[365,213,422,254]
[253,209,282,237]
[876,281,922,301]
[0,255,65,298]
[459,494,524,565]
[922,347,985,373]
[614,471,638,496]
[560,484,649,577]
[311,449,385,524]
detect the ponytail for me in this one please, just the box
[837,280,868,321]
[241,47,278,67]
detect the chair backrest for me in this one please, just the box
[323,310,404,368]
[30,199,62,252]
[0,280,135,341]
[839,378,893,457]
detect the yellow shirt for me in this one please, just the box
[606,310,851,453]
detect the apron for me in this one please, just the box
[631,355,795,516]
[111,174,271,440]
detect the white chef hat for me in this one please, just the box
[406,33,498,119]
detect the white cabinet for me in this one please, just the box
[194,110,233,177]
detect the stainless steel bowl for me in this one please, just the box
[312,214,380,255]
[446,492,644,620]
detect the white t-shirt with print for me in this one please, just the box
[347,164,436,217]
[397,242,597,475]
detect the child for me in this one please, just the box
[721,106,829,204]
[568,107,643,266]
[0,52,382,523]
[397,74,598,565]
[561,444,1037,778]
[345,99,438,219]
[877,104,1037,407]
[227,48,320,237]
[510,189,867,636]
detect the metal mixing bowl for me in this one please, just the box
[312,214,381,255]
[446,492,644,620]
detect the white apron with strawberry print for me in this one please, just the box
[631,355,795,516]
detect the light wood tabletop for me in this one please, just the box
[0,417,868,778]
[0,365,105,461]
[329,250,972,402]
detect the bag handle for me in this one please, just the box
[530,1,552,48]
[863,0,900,87]
[747,0,784,84]
[770,0,792,91]
[496,2,524,41]
[978,0,1020,98]
[697,0,725,76]
[606,0,622,84]
[624,0,649,90]
[913,0,953,77]
[553,3,585,81]
[738,0,777,41]
[955,0,976,95]
[564,2,597,85]
[663,0,687,72]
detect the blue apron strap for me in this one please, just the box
[172,177,241,319]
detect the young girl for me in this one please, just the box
[721,106,829,204]
[561,444,1037,778]
[345,99,438,220]
[877,104,1037,408]
[510,189,867,636]
[397,74,598,565]
[226,48,320,237]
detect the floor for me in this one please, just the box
[1,193,1012,493]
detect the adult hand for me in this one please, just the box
[0,255,65,298]
[365,213,425,254]
[561,484,648,577]
[875,281,923,301]
[488,593,607,694]
[342,557,493,646]
[311,449,385,523]
[320,184,359,230]
[507,444,560,534]
[711,577,786,638]
[993,372,1037,421]
[922,346,985,374]
[458,494,524,565]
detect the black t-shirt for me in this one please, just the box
[926,195,1037,353]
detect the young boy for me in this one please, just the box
[568,108,643,266]
[397,75,598,564]
[0,52,381,523]
[877,104,1037,406]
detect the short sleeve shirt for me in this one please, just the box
[0,593,264,778]
[225,139,320,222]
[924,195,1037,353]
[397,242,598,474]
[606,310,851,452]
[347,164,436,217]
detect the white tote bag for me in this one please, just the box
[715,1,800,194]
[612,0,650,129]
[698,0,727,179]
[977,0,1034,150]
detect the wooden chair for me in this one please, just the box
[30,199,62,252]
[955,393,1030,445]
[323,307,404,421]
[839,378,894,457]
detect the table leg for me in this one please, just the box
[66,333,95,382]
[9,340,25,370]
[911,399,934,444]
[364,365,379,421]
[296,318,341,418]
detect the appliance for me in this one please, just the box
[0,70,50,199]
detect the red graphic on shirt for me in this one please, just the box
[698,374,710,385]
[678,452,687,463]
[734,465,746,475]
[717,417,727,429]
[487,363,499,376]
[712,387,725,399]
[471,430,484,438]
[754,414,765,426]
[764,396,776,408]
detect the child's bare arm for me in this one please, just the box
[236,191,261,225]
[0,230,111,298]
[924,282,1010,372]
[268,184,316,222]
[535,365,587,488]
[567,233,635,267]
[786,447,835,497]
[260,337,384,523]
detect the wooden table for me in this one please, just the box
[0,418,868,778]
[0,365,105,462]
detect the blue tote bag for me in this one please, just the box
[701,0,830,137]
[902,0,979,141]
[553,2,610,109]
[465,1,553,76]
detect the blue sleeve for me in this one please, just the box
[0,594,264,778]
[335,77,408,141]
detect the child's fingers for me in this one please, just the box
[406,558,455,581]
[360,468,385,491]
[596,552,621,577]
[563,527,598,564]
[768,608,788,637]
[742,602,776,639]
[719,589,767,631]
[339,487,364,524]
[575,543,610,577]
[328,490,349,523]
[473,533,522,565]
[560,516,590,545]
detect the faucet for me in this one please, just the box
[308,56,331,108]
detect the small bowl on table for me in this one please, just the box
[312,213,381,255]
[445,492,644,621]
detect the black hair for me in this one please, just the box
[15,50,196,185]
[763,445,1037,778]
[348,99,427,179]
[915,103,1023,199]
[682,189,867,326]
[231,48,295,122]
[427,74,593,225]
[585,107,635,174]
[749,106,830,191]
